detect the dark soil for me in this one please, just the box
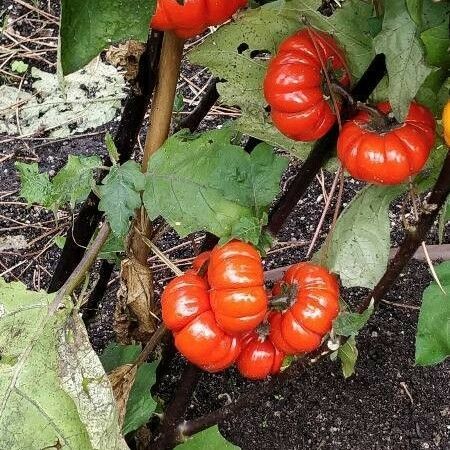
[1,1,449,450]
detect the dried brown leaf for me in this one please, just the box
[108,364,138,428]
[105,41,146,81]
[115,257,156,343]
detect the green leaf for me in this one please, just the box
[106,132,120,165]
[0,279,126,450]
[54,236,67,249]
[422,0,449,30]
[223,216,263,247]
[100,342,141,373]
[333,301,374,337]
[415,69,448,116]
[122,361,158,435]
[234,115,314,160]
[173,92,185,113]
[314,185,405,289]
[415,261,450,366]
[98,234,125,260]
[337,336,358,379]
[98,161,145,237]
[60,0,156,75]
[15,162,53,207]
[100,343,158,436]
[144,129,287,242]
[189,0,375,159]
[16,156,102,210]
[177,425,239,449]
[406,0,423,26]
[374,1,431,121]
[248,143,289,214]
[421,21,450,69]
[225,215,272,251]
[51,155,103,208]
[10,60,28,73]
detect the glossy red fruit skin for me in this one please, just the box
[192,251,211,272]
[269,263,339,355]
[264,27,350,142]
[337,102,436,185]
[151,0,248,39]
[161,273,240,371]
[237,332,284,380]
[186,251,211,277]
[208,241,268,334]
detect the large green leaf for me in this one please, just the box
[421,0,449,30]
[415,70,448,116]
[406,0,423,26]
[60,0,156,75]
[100,343,141,373]
[189,0,375,159]
[16,155,102,210]
[98,161,146,237]
[0,279,126,450]
[122,361,158,435]
[51,155,103,208]
[421,21,450,69]
[176,425,239,449]
[374,1,431,121]
[315,185,405,289]
[415,261,450,366]
[143,129,287,247]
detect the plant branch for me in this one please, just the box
[176,77,220,132]
[142,32,185,170]
[49,224,110,314]
[153,363,203,450]
[81,259,115,324]
[137,324,168,365]
[84,44,221,323]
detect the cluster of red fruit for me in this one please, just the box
[263,28,436,186]
[151,1,436,187]
[162,241,340,380]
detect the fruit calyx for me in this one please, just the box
[269,283,298,311]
